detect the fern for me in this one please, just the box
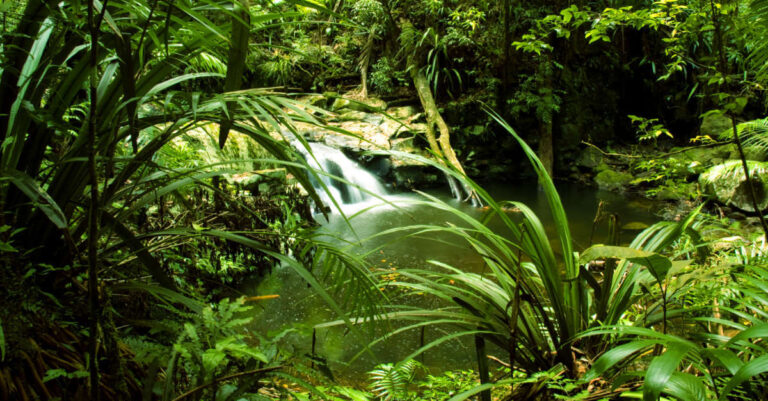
[700,159,768,185]
[368,359,422,400]
[718,118,768,158]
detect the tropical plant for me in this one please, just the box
[368,359,422,401]
[0,0,384,398]
[354,110,707,401]
[581,236,768,401]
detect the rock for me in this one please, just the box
[595,162,612,173]
[306,94,327,108]
[391,164,442,189]
[594,169,634,191]
[335,110,368,121]
[700,113,732,137]
[728,147,767,162]
[362,156,392,178]
[408,122,429,134]
[390,137,416,152]
[302,130,326,142]
[363,113,384,126]
[576,147,602,169]
[699,160,768,212]
[331,98,351,111]
[677,145,734,167]
[654,182,696,201]
[324,134,360,150]
[386,106,418,121]
[346,97,387,113]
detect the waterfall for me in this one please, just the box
[295,141,389,211]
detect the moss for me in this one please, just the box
[594,169,634,191]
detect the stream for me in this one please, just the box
[244,144,661,384]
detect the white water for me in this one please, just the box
[295,141,395,213]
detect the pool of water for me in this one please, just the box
[244,180,661,383]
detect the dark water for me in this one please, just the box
[244,180,660,383]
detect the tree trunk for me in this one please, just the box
[408,55,481,205]
[538,58,555,181]
[359,29,375,98]
[538,118,554,178]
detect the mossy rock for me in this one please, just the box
[594,169,634,191]
[595,162,612,173]
[699,160,768,212]
[335,110,368,121]
[677,145,734,167]
[728,147,767,162]
[386,106,418,121]
[331,98,351,111]
[700,113,732,137]
[576,147,602,169]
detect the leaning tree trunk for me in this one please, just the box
[359,29,375,98]
[407,55,481,206]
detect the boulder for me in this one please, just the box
[677,144,734,167]
[699,160,768,212]
[700,113,732,137]
[594,169,634,192]
[576,147,602,169]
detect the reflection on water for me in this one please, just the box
[245,180,660,382]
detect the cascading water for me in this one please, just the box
[294,141,389,212]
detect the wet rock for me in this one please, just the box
[324,134,361,150]
[699,160,768,212]
[361,156,392,178]
[594,169,634,191]
[391,163,442,189]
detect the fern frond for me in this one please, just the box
[718,118,768,157]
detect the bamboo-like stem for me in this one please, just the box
[87,0,107,398]
[474,334,491,401]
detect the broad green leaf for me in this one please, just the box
[2,169,67,229]
[583,340,658,381]
[580,245,672,283]
[644,343,691,401]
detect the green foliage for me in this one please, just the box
[628,115,674,142]
[370,58,402,95]
[508,67,562,123]
[412,369,478,400]
[368,359,422,400]
[718,117,768,158]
